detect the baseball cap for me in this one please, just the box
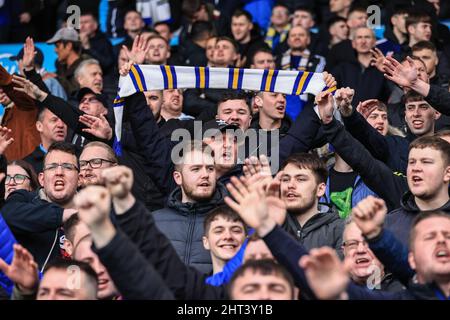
[77,87,109,107]
[9,47,44,67]
[201,119,241,136]
[47,27,80,44]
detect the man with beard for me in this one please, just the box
[152,141,228,274]
[78,142,118,188]
[1,142,79,269]
[160,89,193,121]
[279,153,344,254]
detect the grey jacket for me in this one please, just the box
[282,204,345,257]
[152,184,227,275]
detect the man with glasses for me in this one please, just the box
[78,141,118,188]
[1,142,79,270]
[341,217,404,292]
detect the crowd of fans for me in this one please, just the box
[0,0,450,301]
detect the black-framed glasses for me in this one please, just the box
[43,162,79,172]
[79,158,116,169]
[5,174,30,185]
[342,240,368,250]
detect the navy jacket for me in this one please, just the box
[1,190,64,269]
[385,191,450,247]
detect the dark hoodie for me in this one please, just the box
[282,203,344,257]
[152,183,228,275]
[385,191,450,247]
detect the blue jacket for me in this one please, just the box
[0,213,15,296]
[368,229,415,286]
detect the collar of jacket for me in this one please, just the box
[407,281,449,300]
[249,112,292,135]
[38,188,51,203]
[383,27,404,46]
[218,164,243,184]
[286,203,340,234]
[399,190,450,214]
[166,182,227,215]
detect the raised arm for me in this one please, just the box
[316,91,408,211]
[98,166,226,300]
[74,184,174,300]
[351,196,414,286]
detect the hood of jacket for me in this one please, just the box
[166,182,227,216]
[407,281,449,300]
[287,203,341,235]
[250,112,292,136]
[218,164,243,187]
[399,191,450,214]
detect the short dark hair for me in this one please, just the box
[348,6,367,16]
[409,135,450,167]
[43,258,98,288]
[63,213,81,243]
[44,142,78,167]
[412,40,437,53]
[190,21,216,42]
[215,36,239,54]
[403,90,426,105]
[204,205,247,236]
[293,5,314,17]
[405,12,432,31]
[281,153,328,184]
[232,9,253,22]
[217,91,252,114]
[249,45,273,66]
[80,12,97,21]
[58,40,82,55]
[327,16,348,30]
[7,159,39,188]
[228,259,295,299]
[409,211,450,249]
[154,21,171,31]
[272,3,289,13]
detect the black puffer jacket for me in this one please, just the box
[282,203,344,257]
[152,184,227,275]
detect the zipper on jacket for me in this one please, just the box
[185,209,195,265]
